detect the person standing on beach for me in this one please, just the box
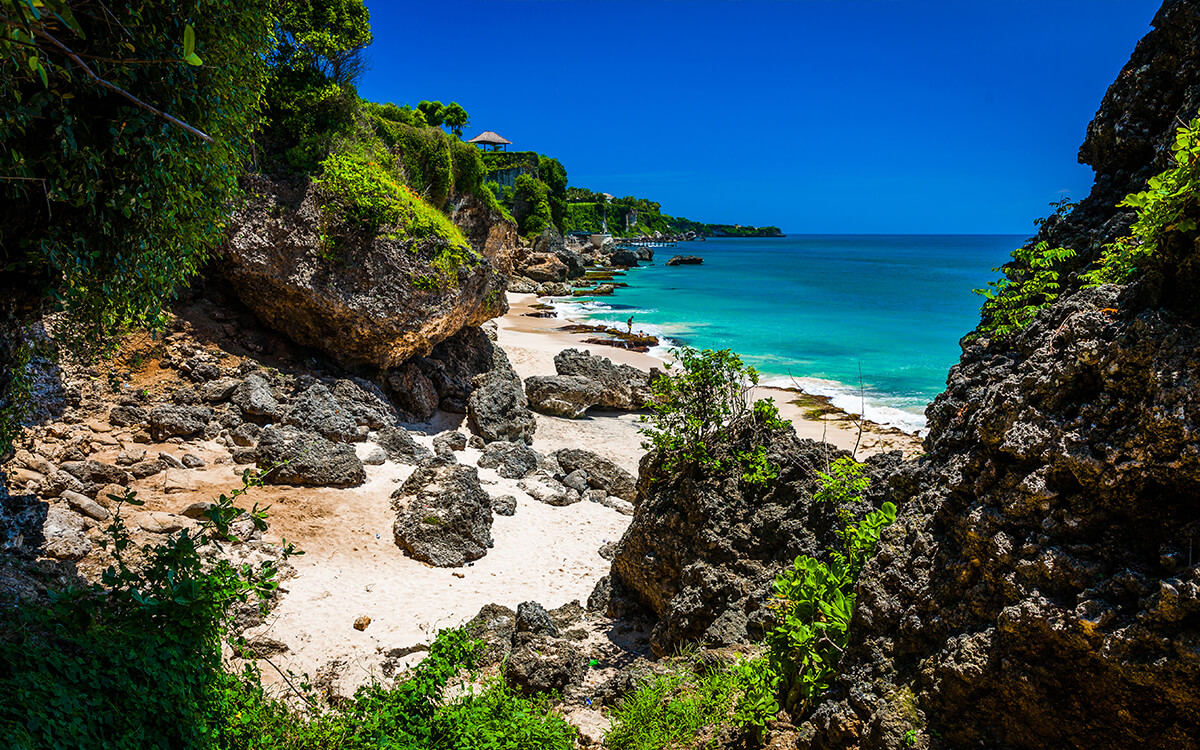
[627,315,634,334]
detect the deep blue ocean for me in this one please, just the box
[551,234,1023,433]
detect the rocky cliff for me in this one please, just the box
[804,4,1200,748]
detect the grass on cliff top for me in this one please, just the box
[315,140,478,290]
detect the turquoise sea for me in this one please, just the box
[551,234,1024,433]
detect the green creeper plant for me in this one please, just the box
[1083,114,1200,285]
[974,240,1077,338]
[764,460,897,715]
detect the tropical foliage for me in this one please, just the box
[1083,114,1200,285]
[0,0,275,355]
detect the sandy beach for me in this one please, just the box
[137,290,921,699]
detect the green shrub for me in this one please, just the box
[1083,113,1200,285]
[316,142,471,241]
[0,473,298,749]
[639,346,759,473]
[765,460,897,715]
[973,240,1076,337]
[513,173,553,236]
[604,657,763,750]
[215,627,575,750]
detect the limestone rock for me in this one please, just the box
[609,425,897,655]
[467,345,535,445]
[148,404,212,440]
[554,448,636,502]
[552,348,656,411]
[476,441,539,479]
[518,475,579,507]
[222,175,506,368]
[256,425,366,487]
[521,253,569,283]
[391,461,493,567]
[283,382,361,443]
[525,375,605,418]
[608,248,639,268]
[433,430,467,457]
[42,505,91,560]
[374,426,432,465]
[491,494,517,516]
[232,374,280,419]
[61,490,109,521]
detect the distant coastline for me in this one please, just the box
[539,233,1022,435]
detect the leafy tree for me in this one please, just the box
[417,99,445,127]
[0,0,275,354]
[513,173,553,236]
[261,0,373,168]
[537,155,568,231]
[271,0,373,85]
[442,101,469,137]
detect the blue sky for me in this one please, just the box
[358,0,1162,234]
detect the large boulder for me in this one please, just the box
[391,461,493,567]
[665,255,703,266]
[520,253,569,283]
[553,448,637,502]
[467,346,536,444]
[524,375,605,418]
[222,175,507,368]
[552,348,656,410]
[608,248,639,268]
[256,425,366,487]
[608,423,900,656]
[282,383,361,443]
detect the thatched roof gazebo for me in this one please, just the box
[467,131,513,152]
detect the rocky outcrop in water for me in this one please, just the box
[222,175,507,369]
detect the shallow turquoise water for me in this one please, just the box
[552,234,1022,432]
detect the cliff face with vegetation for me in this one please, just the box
[804,3,1200,747]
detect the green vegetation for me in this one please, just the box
[1084,114,1200,285]
[977,113,1200,339]
[604,654,767,750]
[767,461,897,714]
[218,628,576,749]
[639,347,760,473]
[513,173,554,235]
[0,472,575,749]
[974,240,1077,338]
[262,0,373,170]
[0,472,299,748]
[0,0,274,354]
